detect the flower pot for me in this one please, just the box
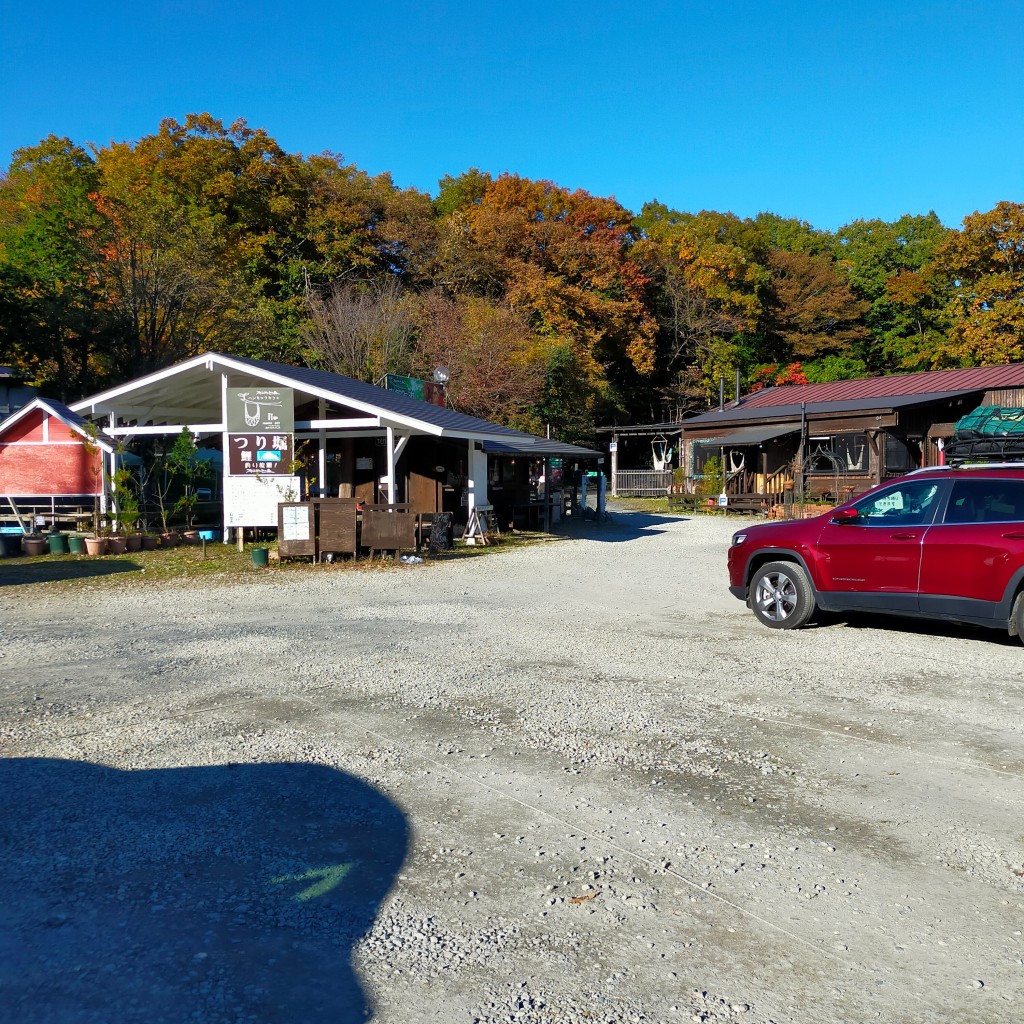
[67,536,87,555]
[107,536,128,554]
[160,532,179,548]
[182,530,199,545]
[124,533,143,552]
[84,537,108,556]
[23,536,48,556]
[142,535,159,551]
[47,533,69,555]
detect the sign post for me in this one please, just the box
[224,387,298,527]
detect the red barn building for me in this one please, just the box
[0,397,114,529]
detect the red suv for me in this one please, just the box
[727,466,1024,642]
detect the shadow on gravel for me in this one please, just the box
[0,758,408,1023]
[0,559,142,587]
[555,511,679,542]
[824,611,1020,646]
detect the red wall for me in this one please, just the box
[0,414,103,495]
[3,408,46,443]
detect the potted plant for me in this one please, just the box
[168,429,212,539]
[84,535,108,556]
[149,428,210,543]
[22,533,48,556]
[111,457,143,550]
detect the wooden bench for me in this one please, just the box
[666,490,705,513]
[725,494,770,515]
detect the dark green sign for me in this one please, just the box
[227,387,294,432]
[383,374,445,407]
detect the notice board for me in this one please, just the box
[225,475,300,527]
[278,502,316,558]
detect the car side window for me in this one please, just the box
[853,481,941,526]
[944,479,1024,524]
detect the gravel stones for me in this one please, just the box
[2,509,1022,1022]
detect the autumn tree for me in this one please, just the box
[90,137,270,379]
[831,213,949,370]
[461,176,657,421]
[410,291,545,430]
[305,276,415,381]
[931,202,1024,365]
[633,203,766,408]
[876,264,953,370]
[763,249,870,362]
[0,136,108,396]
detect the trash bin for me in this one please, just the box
[68,536,86,555]
[47,533,69,555]
[251,547,269,567]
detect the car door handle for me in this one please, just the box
[890,533,918,540]
[1003,531,1024,539]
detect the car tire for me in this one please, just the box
[749,561,816,630]
[1012,591,1024,646]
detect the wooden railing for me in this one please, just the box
[615,470,674,496]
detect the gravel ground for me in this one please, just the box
[1,507,1022,1024]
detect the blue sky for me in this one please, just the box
[2,1,1022,230]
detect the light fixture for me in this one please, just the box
[432,366,450,385]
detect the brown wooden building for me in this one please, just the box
[680,364,1024,503]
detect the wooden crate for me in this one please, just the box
[317,498,360,557]
[361,503,415,553]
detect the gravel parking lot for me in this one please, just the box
[2,508,1022,1024]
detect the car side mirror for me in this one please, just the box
[831,507,860,525]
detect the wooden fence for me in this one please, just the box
[614,470,673,497]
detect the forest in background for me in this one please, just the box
[2,113,1023,443]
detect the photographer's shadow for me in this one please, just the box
[0,758,408,1023]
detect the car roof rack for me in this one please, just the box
[904,460,1024,476]
[944,438,1024,464]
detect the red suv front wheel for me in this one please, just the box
[749,561,817,629]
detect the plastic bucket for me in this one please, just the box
[47,533,69,555]
[198,529,219,542]
[251,547,270,567]
[67,536,86,555]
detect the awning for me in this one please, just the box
[482,438,601,458]
[690,423,799,447]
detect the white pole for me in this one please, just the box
[318,398,327,496]
[221,373,230,542]
[466,439,476,520]
[107,413,117,525]
[386,425,396,503]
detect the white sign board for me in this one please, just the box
[281,504,311,541]
[224,475,300,527]
[608,441,618,452]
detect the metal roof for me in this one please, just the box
[482,438,601,458]
[691,423,799,446]
[734,363,1024,409]
[72,352,531,442]
[229,355,527,438]
[684,388,984,428]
